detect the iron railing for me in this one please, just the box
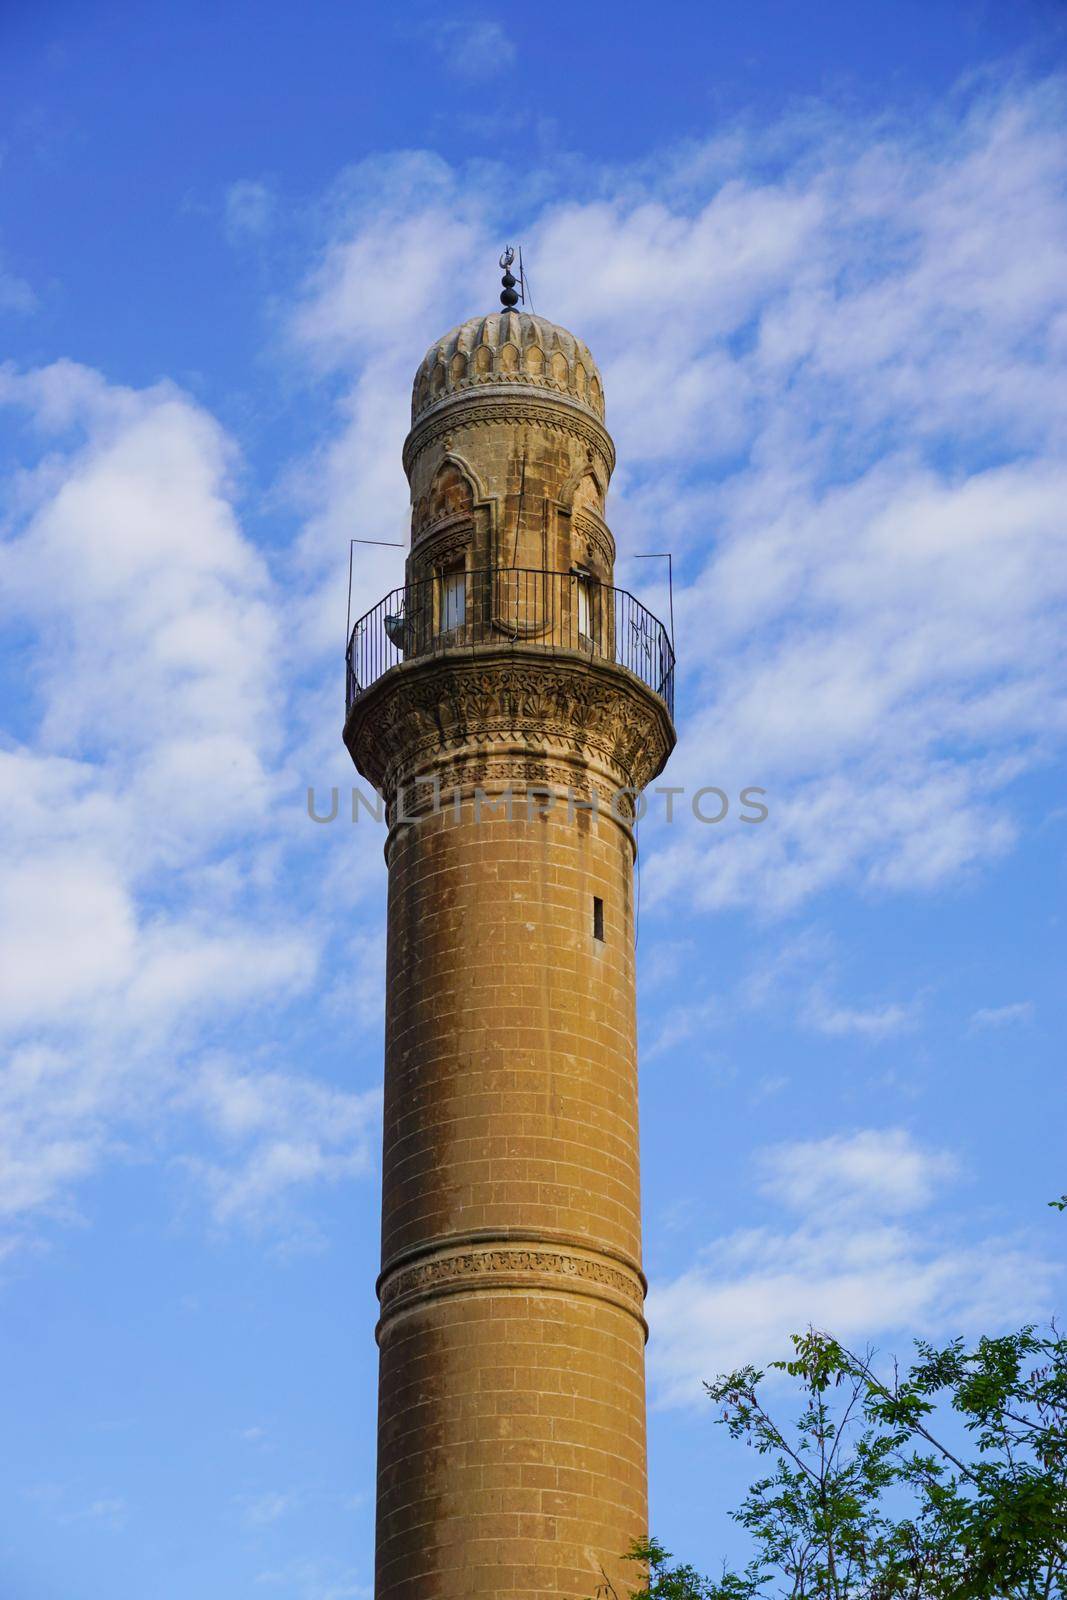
[345,567,674,718]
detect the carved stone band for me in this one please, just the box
[382,751,637,830]
[343,643,676,805]
[403,386,616,480]
[376,1238,648,1343]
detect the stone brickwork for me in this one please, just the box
[345,305,675,1600]
[403,309,615,587]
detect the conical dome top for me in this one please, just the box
[412,309,605,426]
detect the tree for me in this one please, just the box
[621,1325,1067,1599]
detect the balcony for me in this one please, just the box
[345,566,675,719]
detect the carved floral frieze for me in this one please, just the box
[344,647,675,806]
[376,1240,647,1338]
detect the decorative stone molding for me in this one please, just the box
[344,645,675,807]
[410,517,473,567]
[376,1237,647,1340]
[560,458,609,505]
[386,751,631,825]
[403,389,615,482]
[574,508,616,572]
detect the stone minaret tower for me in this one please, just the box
[344,263,675,1600]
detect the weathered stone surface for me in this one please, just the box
[346,306,675,1600]
[404,313,615,588]
[412,310,605,426]
[344,644,675,811]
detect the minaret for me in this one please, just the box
[344,258,676,1600]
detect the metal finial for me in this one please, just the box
[499,245,520,311]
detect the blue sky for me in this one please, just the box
[2,3,1066,1596]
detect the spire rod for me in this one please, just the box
[499,245,521,311]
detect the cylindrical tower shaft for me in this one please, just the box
[345,304,675,1600]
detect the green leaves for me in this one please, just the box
[619,1535,762,1600]
[621,1324,1067,1600]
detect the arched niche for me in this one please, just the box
[560,461,607,514]
[571,472,602,520]
[427,460,474,524]
[558,464,613,580]
[411,451,491,543]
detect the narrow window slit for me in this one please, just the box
[593,896,605,941]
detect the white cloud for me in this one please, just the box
[639,938,698,991]
[0,362,332,1243]
[321,925,385,1030]
[970,1000,1035,1029]
[650,1222,1052,1409]
[178,1058,381,1230]
[614,91,1067,914]
[24,1483,130,1532]
[642,453,1067,913]
[225,179,275,240]
[0,855,137,1032]
[424,18,516,81]
[124,921,316,1031]
[66,1495,128,1532]
[0,256,36,314]
[85,1496,127,1528]
[238,1489,296,1528]
[750,1073,788,1103]
[733,924,922,1043]
[290,154,481,365]
[758,1128,958,1216]
[0,917,324,1229]
[283,153,493,657]
[648,1128,1056,1408]
[0,743,319,1232]
[643,994,722,1060]
[0,1044,106,1221]
[802,990,919,1040]
[0,362,280,805]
